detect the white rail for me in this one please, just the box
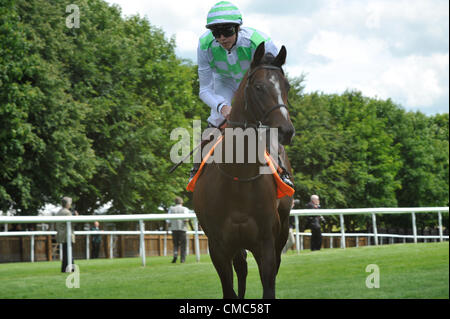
[0,207,448,264]
[0,212,200,266]
[0,230,206,263]
[289,207,449,253]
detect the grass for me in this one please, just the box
[0,242,448,299]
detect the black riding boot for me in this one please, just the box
[279,167,295,188]
[277,156,295,188]
[270,143,294,188]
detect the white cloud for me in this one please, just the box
[375,53,449,108]
[175,30,199,53]
[300,30,448,111]
[104,0,449,114]
[306,31,387,64]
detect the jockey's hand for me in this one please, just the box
[220,105,232,119]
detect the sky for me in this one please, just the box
[104,0,449,115]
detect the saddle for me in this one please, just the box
[186,135,294,199]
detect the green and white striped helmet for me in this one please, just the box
[206,1,243,28]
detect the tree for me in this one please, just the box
[286,85,447,231]
[1,0,205,215]
[0,0,96,215]
[288,90,402,210]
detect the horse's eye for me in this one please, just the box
[254,84,263,91]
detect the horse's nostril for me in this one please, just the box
[278,126,295,145]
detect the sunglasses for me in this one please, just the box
[211,25,236,38]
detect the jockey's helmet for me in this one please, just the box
[206,1,243,28]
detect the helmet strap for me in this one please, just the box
[230,25,239,51]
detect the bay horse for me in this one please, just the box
[193,42,295,299]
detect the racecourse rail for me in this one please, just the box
[0,207,448,266]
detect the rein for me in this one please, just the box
[215,162,264,182]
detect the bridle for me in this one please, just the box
[227,64,289,129]
[217,64,289,182]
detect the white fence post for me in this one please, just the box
[66,221,72,269]
[163,232,167,256]
[339,214,346,249]
[438,212,443,242]
[294,215,300,254]
[186,233,190,255]
[139,220,145,267]
[372,213,378,246]
[109,234,113,259]
[31,235,35,262]
[86,235,90,260]
[411,212,417,244]
[194,218,200,262]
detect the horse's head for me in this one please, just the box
[236,42,295,145]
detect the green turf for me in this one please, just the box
[0,242,448,299]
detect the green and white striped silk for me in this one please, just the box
[206,1,242,27]
[199,27,270,83]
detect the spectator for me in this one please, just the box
[56,196,76,272]
[167,197,190,263]
[307,195,325,251]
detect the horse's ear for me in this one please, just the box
[273,45,287,67]
[251,42,265,68]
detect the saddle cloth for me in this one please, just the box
[186,136,294,199]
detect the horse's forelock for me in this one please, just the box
[260,53,276,65]
[258,53,284,75]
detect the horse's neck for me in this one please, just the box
[223,76,265,176]
[229,98,247,123]
[229,77,250,124]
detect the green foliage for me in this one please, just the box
[287,78,448,231]
[0,0,204,214]
[0,0,96,214]
[288,89,403,209]
[393,112,449,208]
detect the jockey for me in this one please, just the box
[190,1,294,188]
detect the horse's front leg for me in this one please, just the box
[233,249,248,299]
[254,238,277,299]
[276,203,291,274]
[208,239,238,299]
